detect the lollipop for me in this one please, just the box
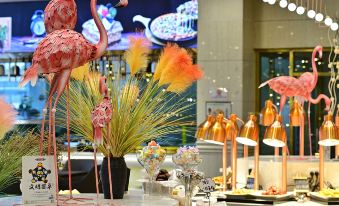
[137,141,166,181]
[172,145,202,170]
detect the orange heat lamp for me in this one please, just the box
[263,114,287,194]
[290,100,305,156]
[236,114,259,190]
[205,113,226,145]
[204,113,228,191]
[318,113,339,190]
[260,99,277,126]
[196,115,215,141]
[225,114,241,190]
[196,113,242,191]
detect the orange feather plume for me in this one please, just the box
[167,64,204,93]
[154,44,180,80]
[124,36,151,75]
[158,48,203,93]
[0,98,17,139]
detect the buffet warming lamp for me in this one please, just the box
[260,99,280,156]
[290,100,305,156]
[196,113,243,191]
[318,113,339,190]
[263,114,287,194]
[236,114,259,190]
[225,114,241,190]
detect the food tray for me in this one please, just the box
[250,191,293,201]
[310,192,339,203]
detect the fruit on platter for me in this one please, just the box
[318,189,339,197]
[231,188,252,195]
[262,186,281,195]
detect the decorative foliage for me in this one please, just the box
[58,37,203,157]
[124,36,151,75]
[0,98,17,140]
[153,44,179,80]
[0,131,40,192]
[156,45,203,93]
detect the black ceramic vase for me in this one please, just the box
[100,157,127,199]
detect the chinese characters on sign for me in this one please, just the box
[22,156,56,204]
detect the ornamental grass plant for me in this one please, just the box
[59,36,203,157]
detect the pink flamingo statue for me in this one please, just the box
[91,76,115,205]
[44,1,78,201]
[36,0,78,202]
[19,0,108,204]
[259,46,331,156]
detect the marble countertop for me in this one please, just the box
[0,190,178,206]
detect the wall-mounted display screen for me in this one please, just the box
[0,0,198,52]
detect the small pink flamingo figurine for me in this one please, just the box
[259,46,331,155]
[91,76,114,205]
[19,0,108,204]
[44,0,77,34]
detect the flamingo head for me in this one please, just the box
[315,45,323,59]
[324,98,331,111]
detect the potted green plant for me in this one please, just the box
[59,37,203,199]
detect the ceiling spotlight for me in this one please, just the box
[263,0,269,2]
[315,13,324,22]
[296,6,305,15]
[279,0,288,8]
[307,10,316,19]
[324,17,333,26]
[288,3,297,11]
[331,23,339,31]
[268,0,276,5]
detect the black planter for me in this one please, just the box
[100,157,127,199]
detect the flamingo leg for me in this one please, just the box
[51,108,60,205]
[39,108,47,156]
[41,74,60,156]
[93,144,100,205]
[107,125,115,205]
[48,100,52,155]
[51,69,93,205]
[50,70,69,204]
[279,95,287,114]
[308,102,312,156]
[66,83,73,199]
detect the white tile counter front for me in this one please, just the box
[0,190,178,206]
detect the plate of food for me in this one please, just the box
[250,186,293,200]
[223,188,253,199]
[310,189,339,202]
[133,13,197,44]
[150,13,197,42]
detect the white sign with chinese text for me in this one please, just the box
[22,156,56,204]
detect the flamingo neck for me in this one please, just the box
[91,0,108,59]
[311,46,321,89]
[309,94,331,110]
